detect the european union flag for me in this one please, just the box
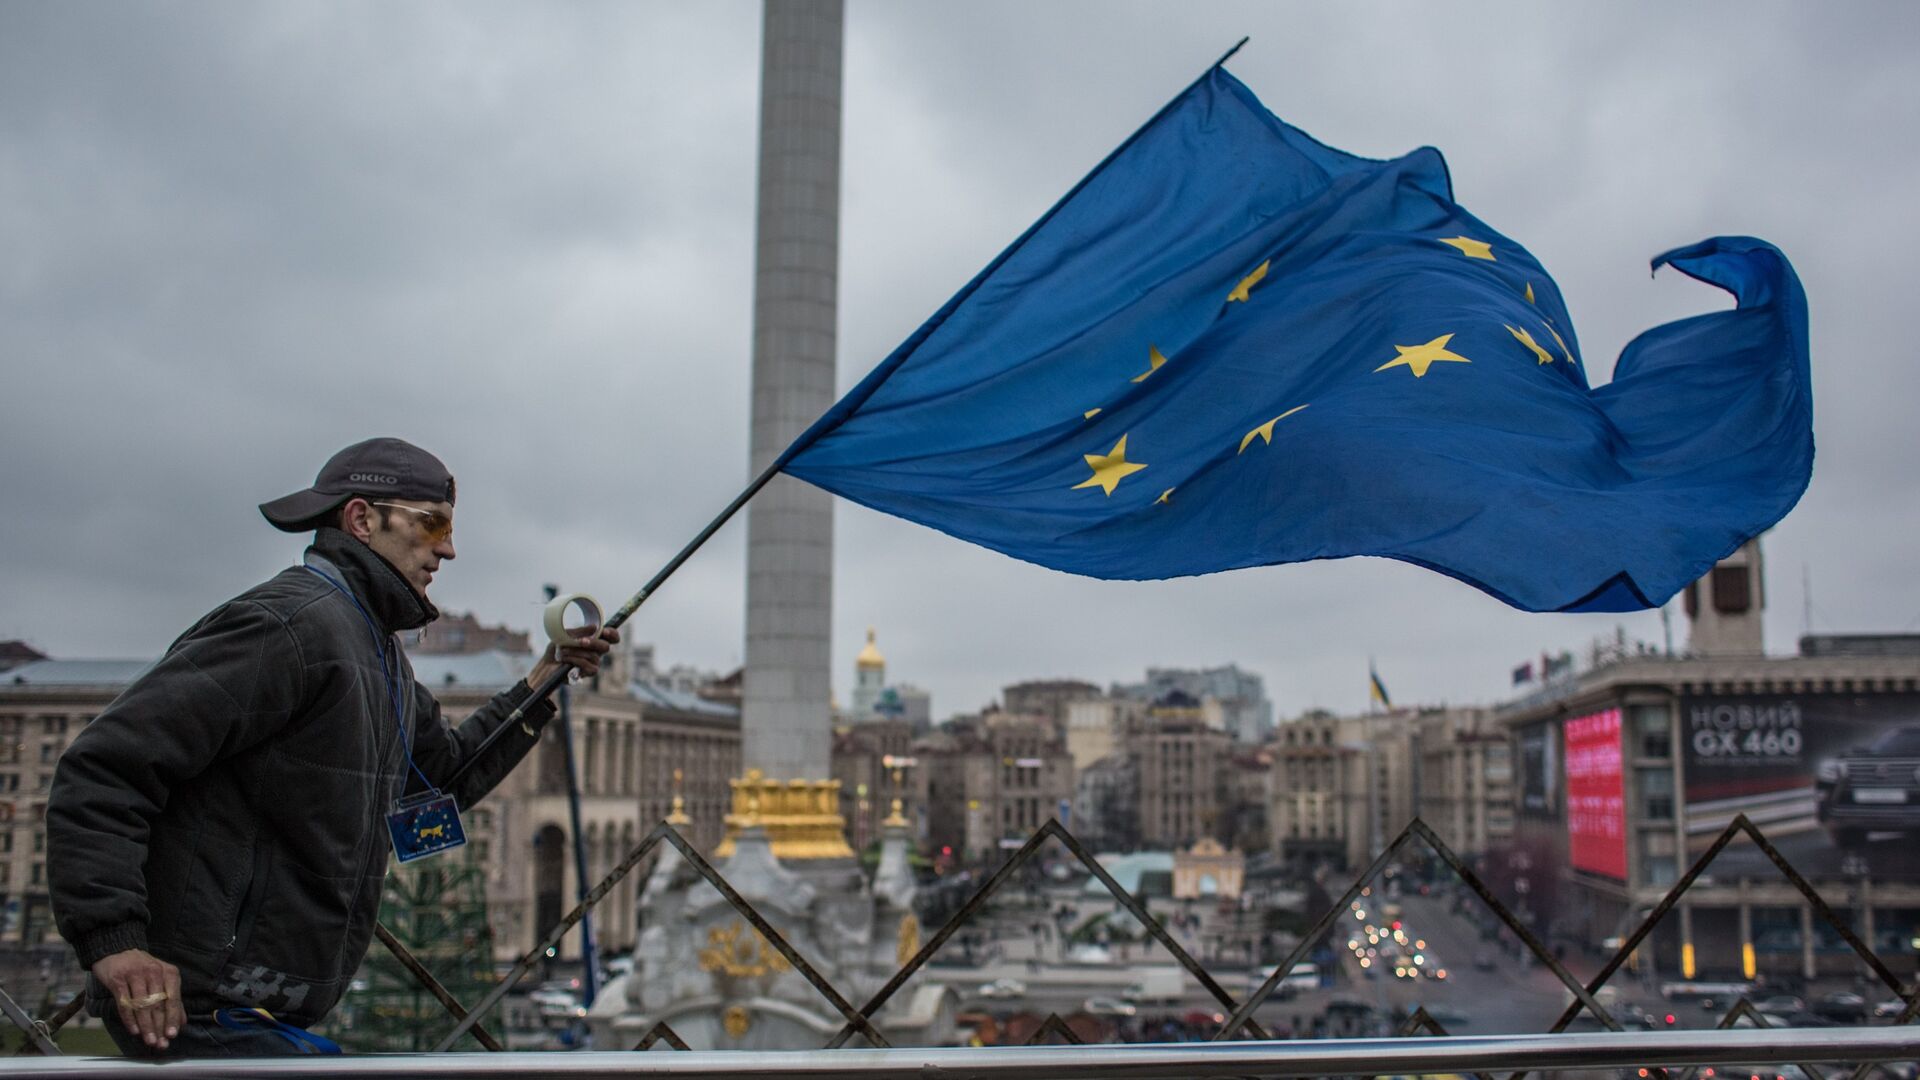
[777,64,1811,613]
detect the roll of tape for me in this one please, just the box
[542,593,603,651]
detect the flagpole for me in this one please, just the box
[447,37,1257,789]
[442,459,785,791]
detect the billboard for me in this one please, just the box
[1682,691,1920,880]
[1565,708,1627,880]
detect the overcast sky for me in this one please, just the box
[3,2,1916,722]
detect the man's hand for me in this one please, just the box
[93,948,183,1050]
[526,625,620,690]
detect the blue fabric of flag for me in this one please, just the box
[777,66,1811,613]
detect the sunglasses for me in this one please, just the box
[372,501,454,542]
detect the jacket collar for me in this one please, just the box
[306,527,439,634]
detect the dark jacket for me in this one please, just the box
[47,528,554,1026]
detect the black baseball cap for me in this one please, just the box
[259,437,457,533]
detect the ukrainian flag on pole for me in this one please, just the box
[1369,663,1392,711]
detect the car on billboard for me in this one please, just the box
[1814,726,1920,846]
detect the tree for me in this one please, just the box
[325,851,497,1052]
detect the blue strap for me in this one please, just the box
[214,1007,343,1054]
[302,565,435,794]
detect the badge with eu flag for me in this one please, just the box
[773,57,1811,614]
[387,790,466,863]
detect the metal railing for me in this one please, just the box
[8,1028,1920,1078]
[6,811,1917,1077]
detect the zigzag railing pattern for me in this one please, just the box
[5,812,1916,1072]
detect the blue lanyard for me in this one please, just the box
[302,565,435,796]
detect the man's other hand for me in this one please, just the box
[527,625,620,690]
[93,948,184,1050]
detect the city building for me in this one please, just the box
[411,611,532,655]
[1682,537,1765,657]
[1064,695,1145,771]
[1002,679,1102,733]
[841,628,933,731]
[1066,689,1241,853]
[830,717,924,852]
[1130,691,1233,849]
[851,628,886,719]
[1222,745,1274,853]
[1172,837,1245,900]
[0,640,740,964]
[0,641,47,672]
[1493,547,1920,980]
[629,644,732,700]
[1496,633,1920,980]
[918,711,1072,863]
[1114,664,1274,744]
[1413,706,1515,860]
[1071,753,1139,851]
[1270,707,1420,871]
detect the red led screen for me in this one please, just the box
[1565,708,1626,880]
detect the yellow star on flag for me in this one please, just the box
[1083,408,1102,420]
[1227,260,1270,303]
[1071,434,1148,496]
[1238,404,1310,453]
[1130,345,1168,383]
[1375,333,1472,378]
[1524,282,1535,304]
[1545,322,1575,364]
[1439,236,1495,260]
[1505,324,1554,365]
[1156,487,1175,505]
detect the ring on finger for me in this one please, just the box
[131,991,170,1008]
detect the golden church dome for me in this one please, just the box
[855,627,885,670]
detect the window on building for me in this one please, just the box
[1632,706,1672,759]
[0,774,16,793]
[1711,565,1751,614]
[1752,906,1802,957]
[1643,856,1677,886]
[1,832,11,852]
[34,830,45,853]
[1638,768,1675,820]
[42,716,67,736]
[1683,581,1699,618]
[39,743,57,764]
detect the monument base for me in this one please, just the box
[713,768,857,861]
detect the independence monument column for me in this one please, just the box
[738,0,845,846]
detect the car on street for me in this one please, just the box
[1755,994,1808,1016]
[975,977,1027,1000]
[1814,990,1867,1022]
[1415,1004,1471,1026]
[1124,969,1186,1003]
[1067,943,1112,964]
[1083,996,1138,1017]
[1875,997,1912,1019]
[529,980,586,1018]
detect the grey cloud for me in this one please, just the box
[3,2,1914,723]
